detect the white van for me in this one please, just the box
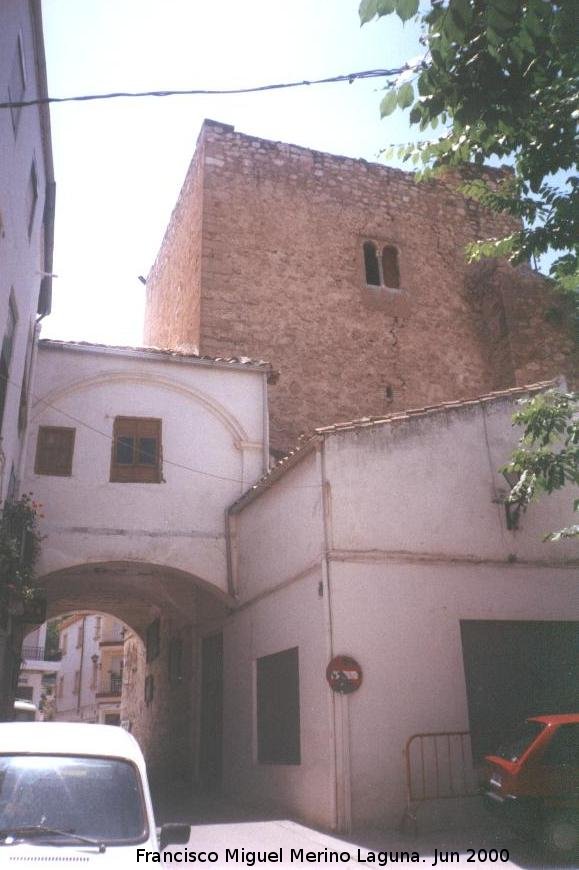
[0,722,190,866]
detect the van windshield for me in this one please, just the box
[494,721,545,762]
[0,755,148,845]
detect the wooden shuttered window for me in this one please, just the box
[110,416,162,483]
[35,426,75,476]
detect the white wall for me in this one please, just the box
[228,392,578,831]
[0,0,53,501]
[224,449,336,828]
[330,560,577,828]
[24,342,269,594]
[325,397,578,827]
[55,615,100,721]
[324,396,577,563]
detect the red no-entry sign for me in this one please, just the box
[326,655,363,694]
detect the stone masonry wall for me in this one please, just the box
[121,620,194,787]
[145,120,574,453]
[144,134,205,354]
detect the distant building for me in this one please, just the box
[54,613,125,725]
[0,0,55,720]
[17,622,60,719]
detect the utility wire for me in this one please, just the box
[31,390,246,484]
[0,67,417,110]
[3,368,318,487]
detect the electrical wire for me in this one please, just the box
[0,67,419,110]
[3,367,318,487]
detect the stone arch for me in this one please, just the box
[39,559,234,638]
[30,370,250,446]
[37,559,231,785]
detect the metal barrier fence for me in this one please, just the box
[402,731,479,830]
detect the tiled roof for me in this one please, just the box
[39,339,278,380]
[313,380,558,435]
[230,379,560,511]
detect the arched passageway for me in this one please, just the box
[37,561,231,789]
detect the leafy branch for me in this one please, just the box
[501,390,579,541]
[360,0,579,296]
[0,493,44,600]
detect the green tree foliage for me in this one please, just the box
[359,0,578,290]
[0,494,43,599]
[360,0,578,538]
[502,390,578,540]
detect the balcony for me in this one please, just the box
[99,625,125,645]
[97,673,122,697]
[21,645,62,662]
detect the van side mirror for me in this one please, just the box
[159,823,191,849]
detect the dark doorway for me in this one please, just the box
[460,620,579,760]
[199,632,223,789]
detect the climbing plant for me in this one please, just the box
[0,493,43,600]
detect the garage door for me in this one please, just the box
[460,620,579,760]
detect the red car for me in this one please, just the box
[484,713,579,856]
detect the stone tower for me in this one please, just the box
[144,120,573,453]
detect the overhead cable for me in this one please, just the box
[0,67,418,110]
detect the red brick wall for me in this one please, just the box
[145,120,574,452]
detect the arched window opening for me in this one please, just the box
[382,246,400,289]
[363,241,380,286]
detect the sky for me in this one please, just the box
[40,0,424,347]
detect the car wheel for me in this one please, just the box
[542,811,579,858]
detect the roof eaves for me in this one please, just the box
[228,379,561,513]
[313,380,559,437]
[38,339,277,380]
[228,434,321,514]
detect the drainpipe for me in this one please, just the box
[76,616,86,718]
[261,372,270,475]
[319,438,352,834]
[15,319,43,495]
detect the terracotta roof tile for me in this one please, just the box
[39,339,278,380]
[230,379,560,511]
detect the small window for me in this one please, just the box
[110,417,162,483]
[8,34,26,133]
[363,241,401,290]
[257,647,300,765]
[7,465,17,501]
[26,162,38,239]
[73,670,80,695]
[35,426,75,476]
[76,624,83,648]
[144,674,154,705]
[382,245,400,289]
[363,241,381,286]
[146,618,160,663]
[57,676,64,698]
[168,638,183,686]
[0,293,18,434]
[18,361,29,433]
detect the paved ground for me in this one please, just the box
[151,789,575,870]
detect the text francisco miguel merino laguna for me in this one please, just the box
[136,847,487,865]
